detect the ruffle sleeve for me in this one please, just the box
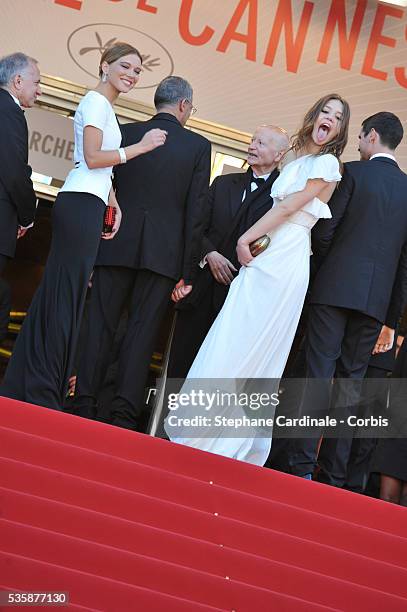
[308,153,342,182]
[271,153,342,200]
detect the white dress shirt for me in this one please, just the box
[10,93,21,107]
[241,171,271,202]
[200,171,271,267]
[370,153,397,162]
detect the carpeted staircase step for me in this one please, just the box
[1,452,406,573]
[2,520,407,611]
[2,487,407,600]
[0,556,227,612]
[2,400,407,537]
[1,397,407,611]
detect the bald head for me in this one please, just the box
[247,125,289,175]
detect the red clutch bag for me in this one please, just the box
[103,205,116,233]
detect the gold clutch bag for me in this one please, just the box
[249,234,270,257]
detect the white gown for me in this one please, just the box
[165,154,342,465]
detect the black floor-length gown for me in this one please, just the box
[1,191,105,408]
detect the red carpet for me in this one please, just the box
[1,398,407,611]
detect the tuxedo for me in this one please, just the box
[167,167,279,379]
[311,157,407,326]
[96,113,210,282]
[73,113,211,427]
[290,156,407,485]
[0,88,36,257]
[0,88,36,341]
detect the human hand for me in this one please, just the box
[67,375,76,397]
[17,226,28,239]
[206,251,237,284]
[171,278,193,302]
[236,240,253,266]
[372,325,395,354]
[102,205,122,240]
[140,128,167,152]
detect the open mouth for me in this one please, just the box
[316,122,330,142]
[121,79,134,87]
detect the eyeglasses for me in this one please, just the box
[185,99,197,116]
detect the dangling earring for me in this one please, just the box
[102,72,108,83]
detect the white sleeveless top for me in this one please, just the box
[271,153,342,229]
[60,90,121,205]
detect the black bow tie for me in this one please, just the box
[252,176,266,187]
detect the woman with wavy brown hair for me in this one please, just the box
[290,93,350,160]
[166,93,350,466]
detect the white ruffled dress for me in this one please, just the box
[165,153,341,465]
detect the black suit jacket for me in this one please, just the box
[181,167,279,311]
[311,157,407,327]
[0,88,37,257]
[96,113,211,283]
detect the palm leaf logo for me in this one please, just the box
[79,32,118,55]
[78,31,161,73]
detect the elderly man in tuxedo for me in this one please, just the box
[0,52,40,342]
[168,125,290,378]
[72,76,211,429]
[290,112,407,486]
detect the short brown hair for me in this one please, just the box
[98,42,143,77]
[291,93,350,159]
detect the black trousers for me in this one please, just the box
[1,192,105,409]
[74,266,174,428]
[289,304,382,485]
[0,254,11,342]
[344,365,390,494]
